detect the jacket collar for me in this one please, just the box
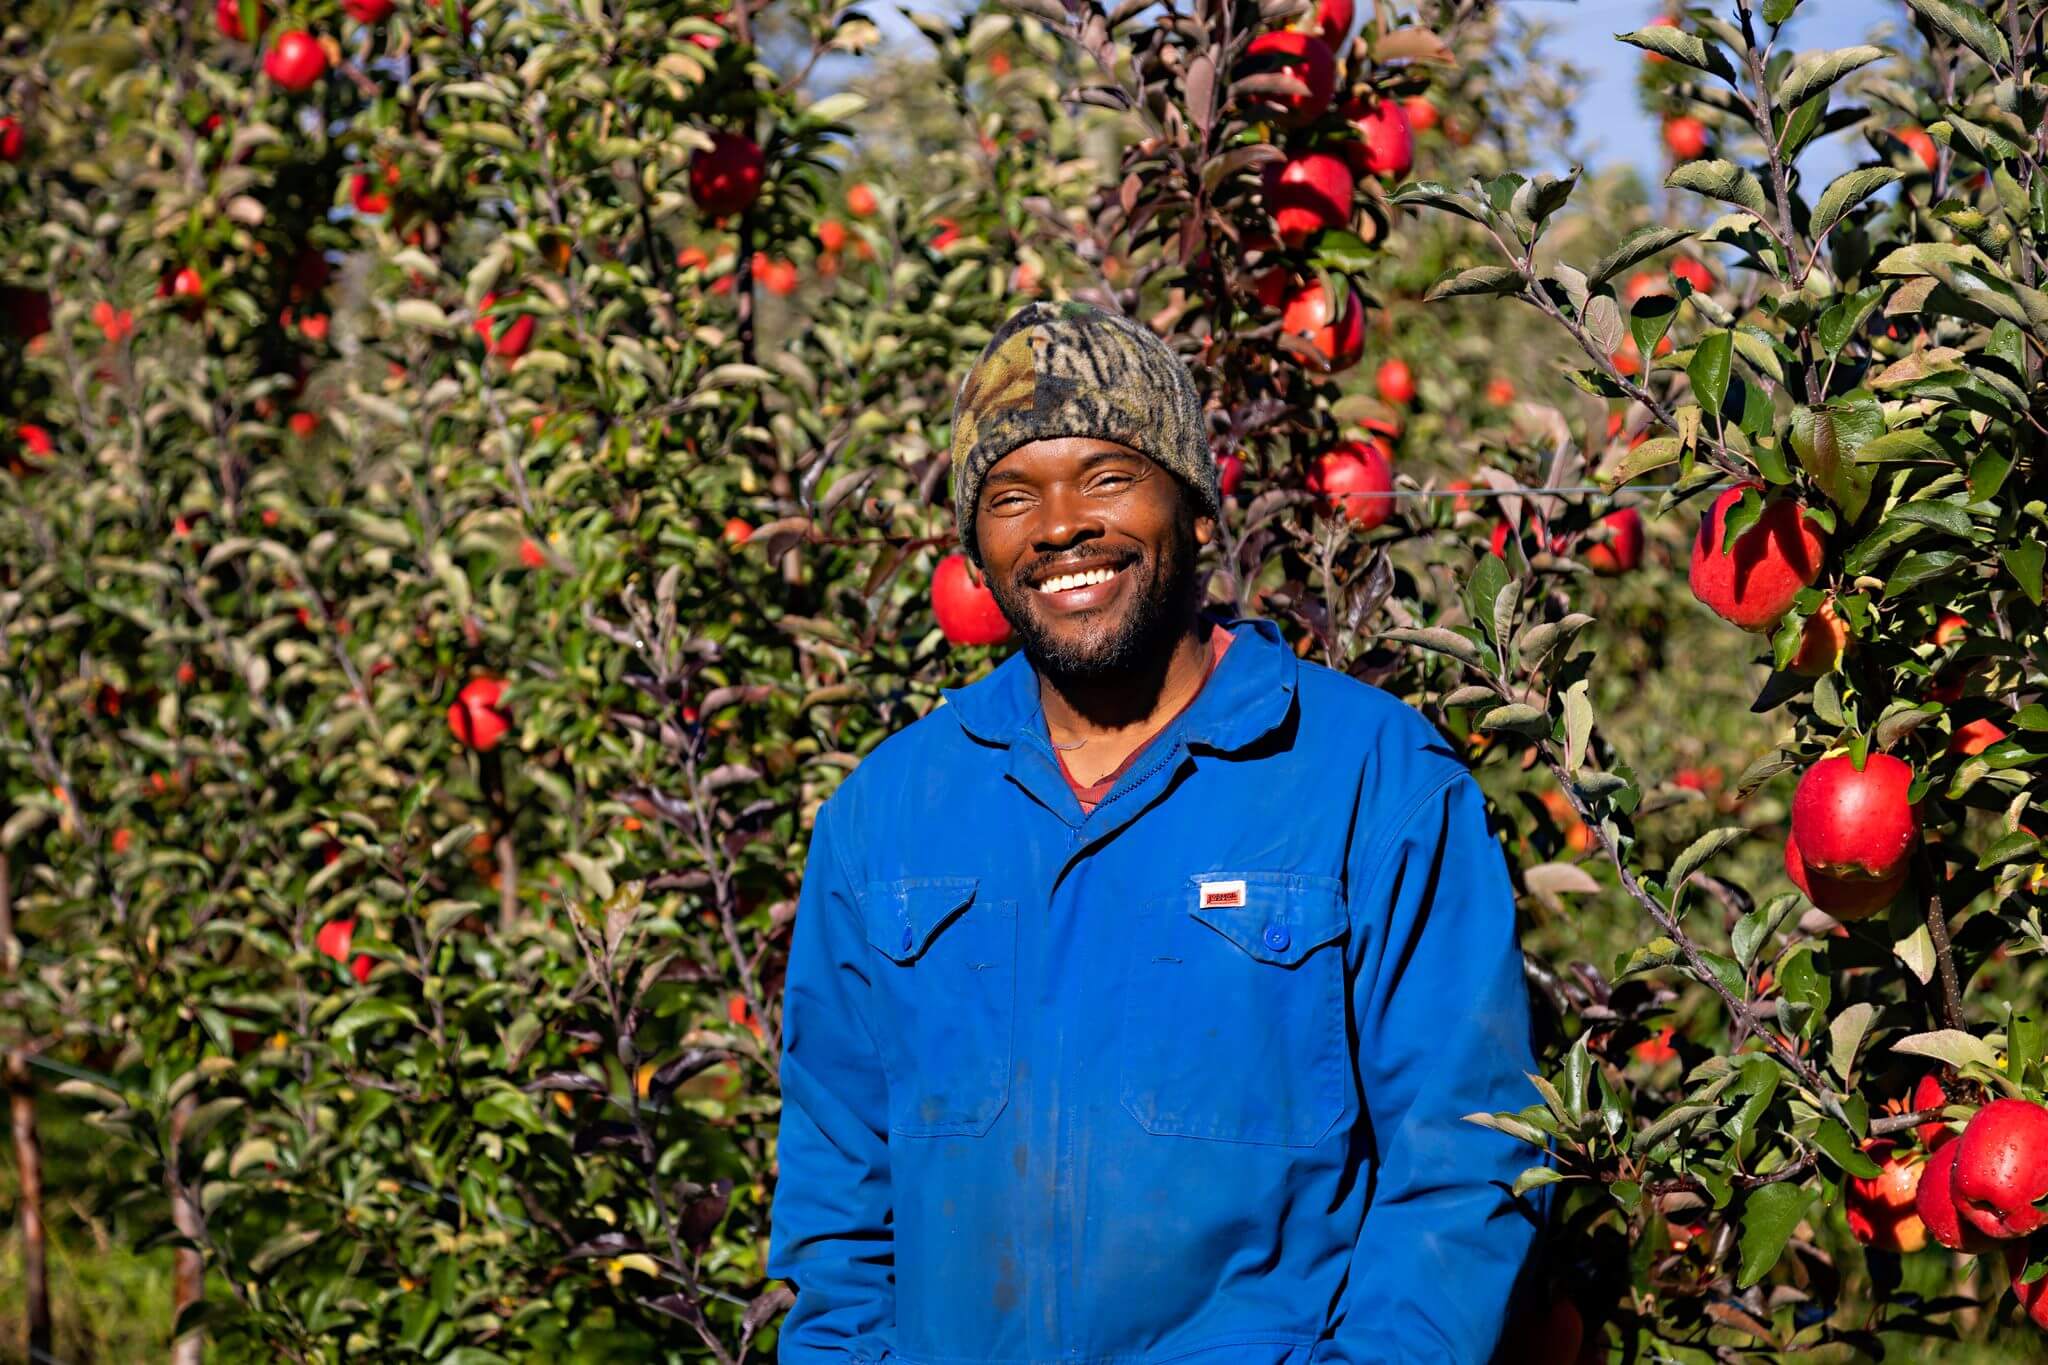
[939,614,1298,755]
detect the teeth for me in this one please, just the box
[1036,565,1119,594]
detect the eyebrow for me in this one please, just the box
[981,446,1144,488]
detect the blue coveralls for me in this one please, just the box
[769,615,1543,1363]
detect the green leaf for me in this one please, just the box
[1562,680,1593,776]
[249,1228,324,1274]
[1382,626,1489,671]
[1893,1029,2000,1070]
[1613,436,1683,484]
[1666,159,1771,220]
[1304,234,1372,277]
[1479,703,1548,735]
[1776,46,1886,111]
[1734,894,1799,969]
[1817,286,1889,355]
[331,998,421,1042]
[1977,829,2040,869]
[1687,330,1734,415]
[1827,1001,1878,1082]
[1903,0,2012,68]
[1426,265,1525,302]
[1670,826,1747,892]
[1513,1164,1565,1196]
[1811,167,1903,243]
[1813,1117,1883,1178]
[1587,225,1696,289]
[1737,1182,1811,1288]
[2004,542,2045,603]
[1467,554,1510,639]
[1628,293,1678,365]
[1615,25,1739,83]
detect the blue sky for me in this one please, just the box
[1517,1,1899,189]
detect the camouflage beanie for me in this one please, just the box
[949,300,1217,567]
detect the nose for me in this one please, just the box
[1031,480,1106,553]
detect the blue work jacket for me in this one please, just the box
[769,615,1543,1364]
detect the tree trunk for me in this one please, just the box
[169,1093,205,1365]
[1,850,52,1362]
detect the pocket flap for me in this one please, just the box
[862,876,980,963]
[1187,875,1347,966]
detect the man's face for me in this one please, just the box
[973,437,1216,685]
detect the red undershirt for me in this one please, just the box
[1055,623,1235,815]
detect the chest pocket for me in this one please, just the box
[859,876,1016,1139]
[1120,872,1350,1147]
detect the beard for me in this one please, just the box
[985,505,1204,689]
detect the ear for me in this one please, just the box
[1193,512,1217,547]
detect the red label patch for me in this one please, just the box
[1199,879,1246,909]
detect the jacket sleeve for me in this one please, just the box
[767,796,897,1363]
[1320,771,1546,1364]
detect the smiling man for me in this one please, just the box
[769,300,1544,1364]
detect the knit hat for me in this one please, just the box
[949,300,1216,567]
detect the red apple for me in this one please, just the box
[215,0,269,39]
[1342,95,1414,178]
[1783,834,1903,920]
[1846,1144,1926,1254]
[1581,507,1644,576]
[1951,717,2007,757]
[1789,600,1848,678]
[316,916,374,985]
[722,517,753,545]
[1790,752,1918,883]
[817,219,847,253]
[1280,277,1365,371]
[0,117,24,163]
[846,182,878,217]
[1217,452,1243,498]
[930,216,961,250]
[1687,485,1825,633]
[342,0,395,20]
[1311,0,1353,45]
[350,169,393,214]
[1670,256,1715,293]
[1375,357,1415,406]
[288,411,318,438]
[1915,1073,1956,1151]
[1894,126,1938,172]
[168,266,206,303]
[1484,376,1515,406]
[448,674,512,751]
[15,422,54,469]
[1954,1099,2048,1241]
[1632,1025,1678,1065]
[474,292,536,359]
[1263,151,1354,248]
[2007,1242,2048,1331]
[1309,439,1395,531]
[264,30,329,91]
[1401,96,1438,132]
[518,538,547,569]
[1243,32,1335,128]
[1663,115,1708,159]
[689,132,764,218]
[932,553,1012,647]
[1916,1141,1998,1253]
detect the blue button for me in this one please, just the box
[1263,924,1290,952]
[900,924,915,953]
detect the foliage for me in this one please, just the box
[4,0,2048,1360]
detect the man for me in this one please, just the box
[769,300,1544,1364]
